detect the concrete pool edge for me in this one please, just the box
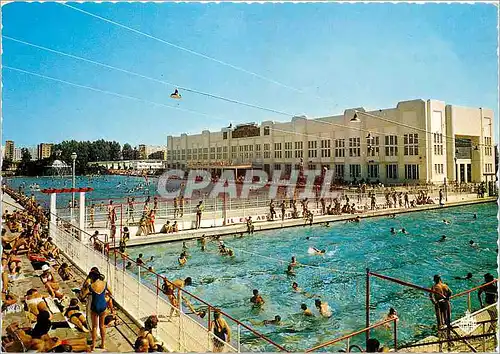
[118,197,497,248]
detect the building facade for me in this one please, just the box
[4,140,15,161]
[167,99,495,184]
[88,159,166,171]
[13,147,22,162]
[138,144,167,160]
[37,143,53,160]
[27,146,37,161]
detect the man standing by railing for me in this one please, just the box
[430,275,452,330]
[478,273,497,308]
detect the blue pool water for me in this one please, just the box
[126,202,498,351]
[4,175,157,207]
[5,177,498,351]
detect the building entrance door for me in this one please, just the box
[460,164,465,183]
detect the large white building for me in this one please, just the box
[167,99,495,184]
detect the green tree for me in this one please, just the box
[2,158,13,171]
[122,143,134,160]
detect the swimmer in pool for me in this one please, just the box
[306,237,310,240]
[292,282,302,292]
[383,308,399,328]
[312,247,326,255]
[227,249,235,257]
[443,219,451,225]
[454,272,473,280]
[473,213,477,219]
[290,256,298,268]
[263,315,281,326]
[200,235,206,251]
[323,222,330,227]
[292,282,318,298]
[285,265,296,276]
[301,303,314,317]
[400,228,408,234]
[469,240,478,248]
[250,289,265,306]
[438,235,447,242]
[178,253,187,266]
[315,299,332,318]
[390,228,396,234]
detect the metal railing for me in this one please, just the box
[114,251,289,352]
[450,279,498,313]
[50,219,238,352]
[51,215,288,352]
[305,317,399,352]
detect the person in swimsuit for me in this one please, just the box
[162,279,179,319]
[383,308,399,329]
[429,275,452,329]
[285,265,295,276]
[211,310,231,352]
[301,303,314,316]
[82,270,110,350]
[454,272,473,280]
[25,289,49,320]
[315,299,332,318]
[263,315,281,326]
[250,289,265,306]
[40,264,64,299]
[57,262,73,281]
[312,247,326,255]
[178,253,187,266]
[64,298,89,332]
[478,273,497,308]
[200,235,207,251]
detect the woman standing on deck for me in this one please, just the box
[82,270,110,350]
[211,309,231,352]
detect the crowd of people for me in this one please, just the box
[1,188,125,352]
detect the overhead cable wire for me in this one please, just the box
[3,65,225,121]
[3,36,293,117]
[59,2,335,105]
[5,36,492,149]
[226,244,365,276]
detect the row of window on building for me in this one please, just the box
[170,133,495,162]
[170,134,423,161]
[267,163,421,180]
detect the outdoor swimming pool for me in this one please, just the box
[4,175,158,207]
[126,202,498,351]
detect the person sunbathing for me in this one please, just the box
[64,298,89,332]
[25,288,50,321]
[40,264,64,299]
[57,263,73,281]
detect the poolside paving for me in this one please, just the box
[1,194,139,353]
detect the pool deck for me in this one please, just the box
[1,194,139,353]
[104,194,497,249]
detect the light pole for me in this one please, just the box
[71,152,77,221]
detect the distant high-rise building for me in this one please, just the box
[13,147,22,162]
[27,146,37,161]
[5,140,14,160]
[37,143,53,160]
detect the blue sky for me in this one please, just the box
[2,2,498,147]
